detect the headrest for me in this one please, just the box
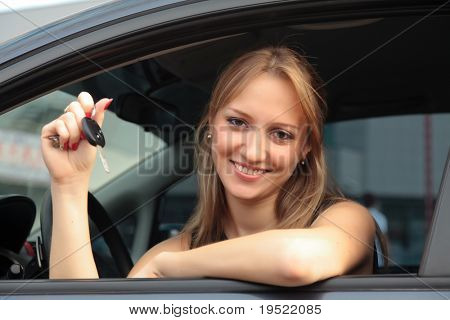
[115,94,179,127]
[114,92,196,143]
[0,195,36,253]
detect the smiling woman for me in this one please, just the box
[189,48,337,245]
[41,46,384,286]
[126,47,385,285]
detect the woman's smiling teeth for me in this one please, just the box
[231,160,268,175]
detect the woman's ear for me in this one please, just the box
[207,115,215,130]
[299,133,312,160]
[299,123,312,154]
[301,146,311,161]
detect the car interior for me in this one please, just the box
[0,14,449,280]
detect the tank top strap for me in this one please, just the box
[220,230,228,241]
[189,229,227,249]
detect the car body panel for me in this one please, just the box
[1,277,450,299]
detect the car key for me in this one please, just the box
[81,116,110,174]
[47,105,110,173]
[82,103,110,173]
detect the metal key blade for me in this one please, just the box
[97,146,110,173]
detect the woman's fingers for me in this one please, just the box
[42,112,81,151]
[71,93,112,127]
[77,92,95,115]
[54,119,70,149]
[64,101,86,133]
[41,118,67,139]
[41,92,111,151]
[60,112,80,150]
[92,98,113,127]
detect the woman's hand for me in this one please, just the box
[128,252,182,279]
[142,259,163,279]
[41,92,112,185]
[128,253,165,278]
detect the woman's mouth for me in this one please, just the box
[229,160,271,178]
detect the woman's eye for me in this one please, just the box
[227,117,247,128]
[272,130,293,141]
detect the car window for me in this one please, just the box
[324,113,450,269]
[0,90,166,241]
[1,10,448,281]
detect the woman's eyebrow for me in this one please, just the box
[226,107,300,130]
[269,122,300,131]
[226,107,254,120]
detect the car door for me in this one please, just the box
[0,0,449,299]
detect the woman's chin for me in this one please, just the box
[224,184,267,201]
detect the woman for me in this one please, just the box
[41,46,384,286]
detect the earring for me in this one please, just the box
[301,160,305,165]
[206,133,212,139]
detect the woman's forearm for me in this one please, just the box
[49,179,99,279]
[137,202,373,286]
[157,229,310,286]
[156,204,375,286]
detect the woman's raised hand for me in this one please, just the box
[41,92,112,185]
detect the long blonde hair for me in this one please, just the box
[182,46,388,269]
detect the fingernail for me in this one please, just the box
[85,112,92,118]
[63,142,68,151]
[80,132,86,140]
[104,98,113,111]
[71,143,78,151]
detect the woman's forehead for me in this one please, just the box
[221,73,306,126]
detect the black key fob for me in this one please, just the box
[81,117,105,148]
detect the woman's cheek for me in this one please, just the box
[270,145,297,172]
[215,128,241,158]
[212,130,229,159]
[211,130,233,177]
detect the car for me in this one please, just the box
[0,0,449,299]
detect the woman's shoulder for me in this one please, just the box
[311,199,375,233]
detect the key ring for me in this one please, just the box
[46,106,70,150]
[48,135,64,151]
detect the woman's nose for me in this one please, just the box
[240,129,268,163]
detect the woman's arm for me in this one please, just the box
[41,93,111,279]
[135,201,375,287]
[49,179,99,279]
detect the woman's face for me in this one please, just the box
[210,72,310,201]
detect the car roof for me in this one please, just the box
[3,0,448,68]
[0,0,185,66]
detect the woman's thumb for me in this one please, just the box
[93,98,113,127]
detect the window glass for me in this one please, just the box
[325,113,450,267]
[0,90,166,241]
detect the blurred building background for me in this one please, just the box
[325,114,450,267]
